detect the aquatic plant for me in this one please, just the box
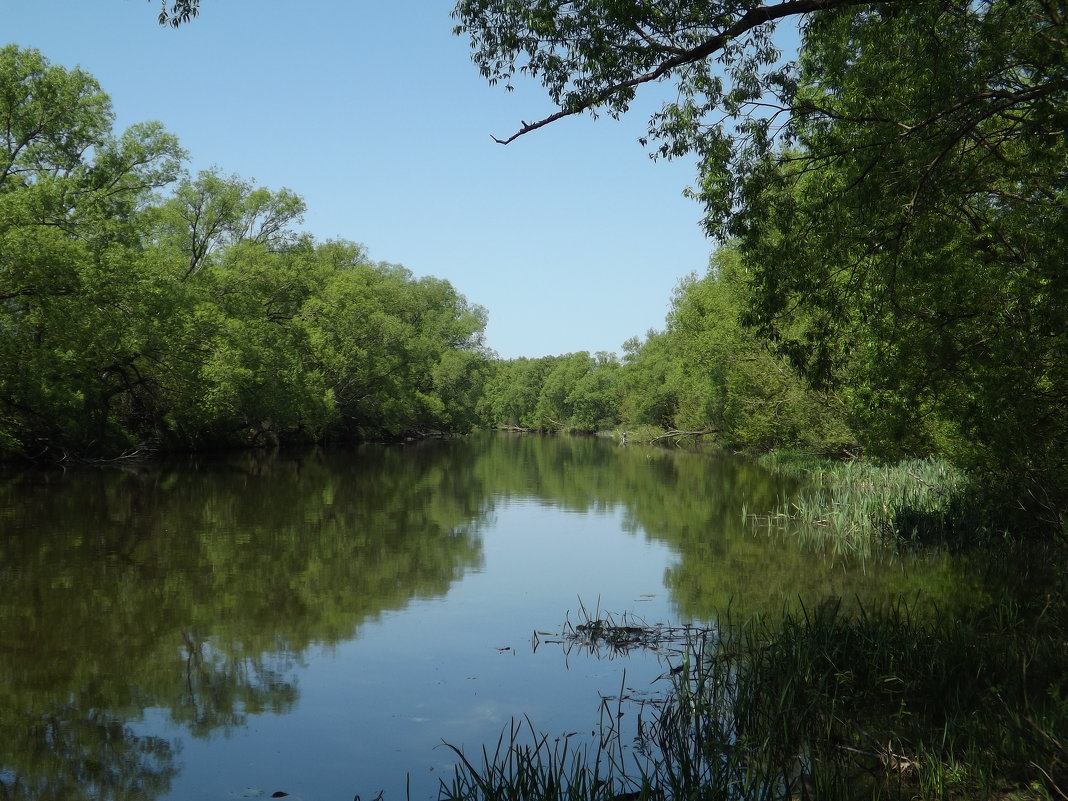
[440,597,1068,801]
[747,453,1005,550]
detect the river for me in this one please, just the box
[0,433,987,801]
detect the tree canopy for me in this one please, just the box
[0,46,490,459]
[454,0,1067,528]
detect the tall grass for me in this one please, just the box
[748,453,1003,550]
[440,596,1068,801]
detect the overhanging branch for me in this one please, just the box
[492,0,913,144]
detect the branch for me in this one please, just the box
[492,0,911,144]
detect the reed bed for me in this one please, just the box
[747,453,994,551]
[439,597,1068,801]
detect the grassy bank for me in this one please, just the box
[747,452,1027,551]
[440,594,1068,801]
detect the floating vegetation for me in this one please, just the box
[533,599,704,662]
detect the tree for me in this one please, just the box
[729,0,1067,521]
[298,247,489,439]
[664,247,849,449]
[568,352,622,431]
[534,352,597,428]
[478,356,558,429]
[0,46,185,457]
[452,0,883,148]
[1,46,491,457]
[619,332,682,429]
[455,0,1067,528]
[148,168,305,281]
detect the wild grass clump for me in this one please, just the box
[720,598,1068,800]
[439,716,621,801]
[440,596,1068,801]
[751,453,1001,549]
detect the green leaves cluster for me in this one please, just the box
[729,0,1068,524]
[660,246,850,449]
[477,351,622,431]
[0,46,489,459]
[478,245,848,452]
[456,0,1068,531]
[151,0,199,27]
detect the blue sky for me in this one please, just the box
[7,1,715,359]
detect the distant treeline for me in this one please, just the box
[477,247,850,448]
[480,243,1065,537]
[478,247,848,451]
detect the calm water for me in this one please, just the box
[0,434,986,801]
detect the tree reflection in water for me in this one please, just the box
[0,435,982,799]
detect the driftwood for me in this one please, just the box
[620,429,720,446]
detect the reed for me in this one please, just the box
[749,452,1002,549]
[439,597,1068,801]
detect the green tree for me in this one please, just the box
[0,47,489,457]
[618,332,681,429]
[455,0,1067,529]
[299,246,488,438]
[477,356,559,429]
[478,353,621,432]
[665,247,850,449]
[0,46,184,457]
[568,352,622,431]
[148,168,305,281]
[534,352,597,428]
[729,0,1067,522]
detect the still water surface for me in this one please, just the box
[0,434,982,800]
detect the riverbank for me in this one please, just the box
[611,427,1065,547]
[436,437,1068,801]
[442,583,1068,801]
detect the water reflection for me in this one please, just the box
[0,434,985,800]
[0,443,488,800]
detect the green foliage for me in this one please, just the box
[478,355,558,429]
[618,333,680,428]
[444,589,1068,801]
[456,0,1068,534]
[151,0,200,27]
[754,453,988,548]
[477,352,622,433]
[301,254,489,438]
[727,0,1068,527]
[0,47,489,458]
[0,45,185,456]
[452,0,797,148]
[661,247,851,449]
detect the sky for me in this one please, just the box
[6,0,716,360]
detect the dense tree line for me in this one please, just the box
[17,0,1068,533]
[0,45,489,459]
[476,246,850,452]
